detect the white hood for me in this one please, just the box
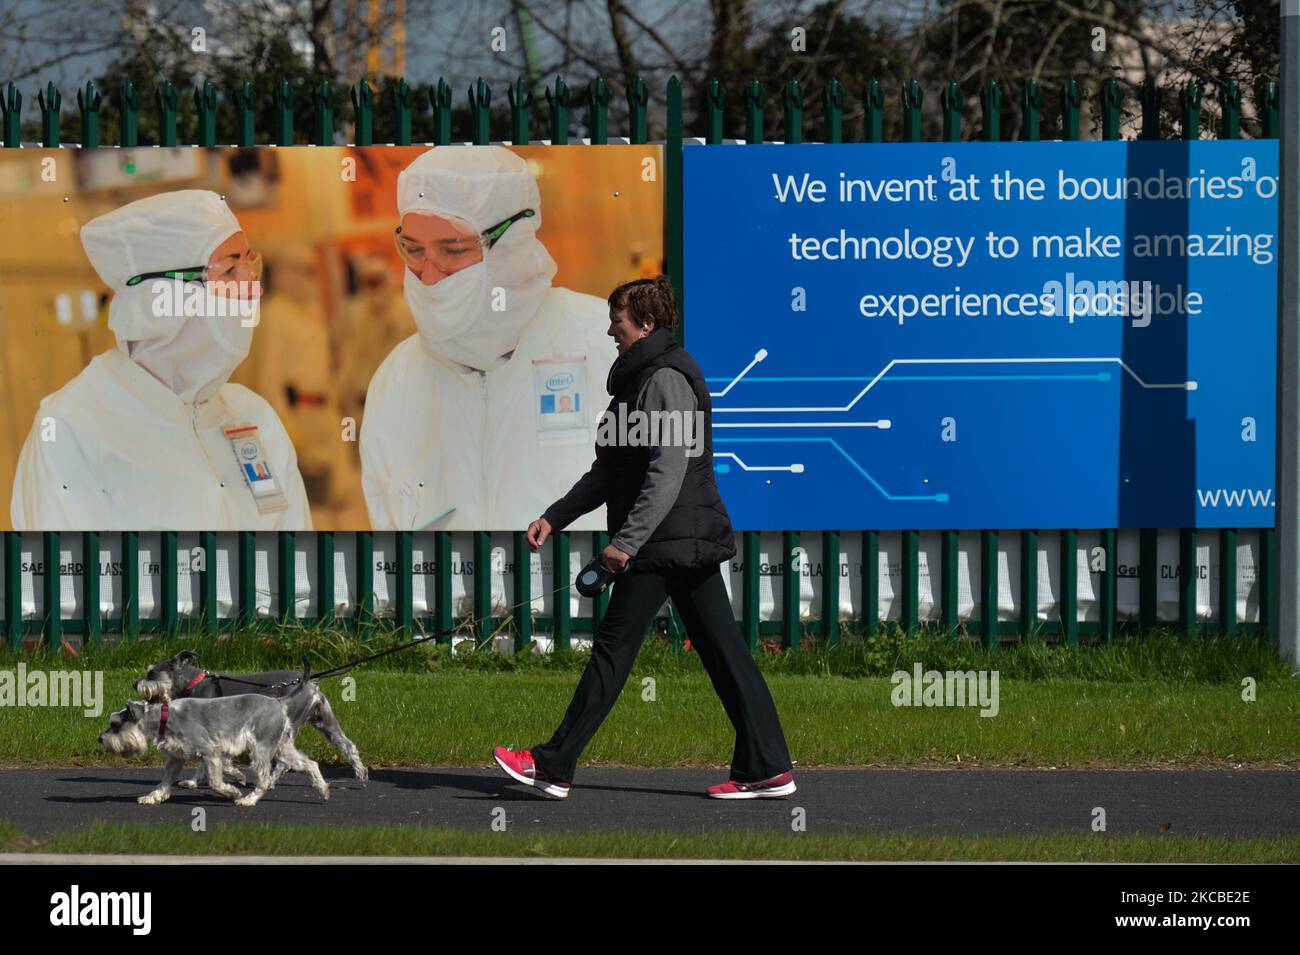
[396,147,557,371]
[81,189,256,404]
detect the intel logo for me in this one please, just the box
[546,372,575,391]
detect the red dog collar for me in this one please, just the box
[180,672,208,698]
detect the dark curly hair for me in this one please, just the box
[607,275,678,331]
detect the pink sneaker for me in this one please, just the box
[707,770,797,800]
[493,746,571,799]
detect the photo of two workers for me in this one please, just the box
[0,144,664,532]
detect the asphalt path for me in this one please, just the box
[3,766,1298,839]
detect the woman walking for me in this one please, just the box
[493,276,795,800]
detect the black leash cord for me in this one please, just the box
[199,572,589,689]
[204,628,455,689]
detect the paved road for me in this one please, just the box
[3,766,1298,840]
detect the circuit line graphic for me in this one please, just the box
[705,351,1197,503]
[709,352,1197,412]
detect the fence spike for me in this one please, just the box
[314,77,333,146]
[350,78,373,146]
[822,76,842,143]
[1099,77,1124,141]
[38,81,61,146]
[274,78,294,145]
[1019,79,1040,142]
[79,80,102,147]
[155,80,177,146]
[627,74,648,143]
[586,75,608,144]
[902,78,923,142]
[509,76,532,144]
[545,75,569,144]
[194,80,217,147]
[1,82,20,147]
[233,80,255,146]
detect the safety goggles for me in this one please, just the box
[394,208,535,275]
[125,250,265,288]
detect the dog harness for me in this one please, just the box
[157,702,169,740]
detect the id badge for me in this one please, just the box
[224,424,289,515]
[532,356,590,447]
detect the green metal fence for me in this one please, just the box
[0,72,1281,651]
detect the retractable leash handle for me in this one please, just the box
[575,554,629,598]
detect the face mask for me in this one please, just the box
[125,287,258,404]
[215,299,258,359]
[403,264,536,372]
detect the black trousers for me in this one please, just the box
[531,563,793,783]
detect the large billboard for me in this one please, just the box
[0,145,663,532]
[684,141,1278,529]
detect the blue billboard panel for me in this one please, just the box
[684,142,1278,529]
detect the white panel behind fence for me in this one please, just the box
[178,533,201,618]
[997,533,1020,622]
[1240,534,1262,624]
[879,532,901,622]
[1117,529,1140,620]
[19,534,37,619]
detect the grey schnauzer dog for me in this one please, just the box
[134,650,367,784]
[99,669,330,807]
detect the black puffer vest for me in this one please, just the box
[598,328,736,572]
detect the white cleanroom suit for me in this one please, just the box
[10,189,312,531]
[360,147,614,531]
